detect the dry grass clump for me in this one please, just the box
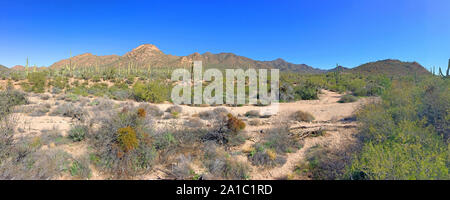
[291,110,315,122]
[40,127,71,146]
[0,148,72,180]
[50,103,86,121]
[338,94,358,103]
[0,115,16,163]
[69,156,91,180]
[198,107,228,120]
[91,98,114,112]
[139,103,163,117]
[40,94,51,100]
[68,124,89,142]
[245,110,260,118]
[184,117,204,128]
[248,119,261,126]
[170,155,196,180]
[248,125,300,167]
[29,103,51,116]
[202,144,250,180]
[166,105,182,114]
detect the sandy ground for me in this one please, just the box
[10,89,376,180]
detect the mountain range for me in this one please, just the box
[3,44,431,76]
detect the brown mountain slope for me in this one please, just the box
[50,53,121,68]
[49,44,320,73]
[351,59,430,76]
[11,65,25,70]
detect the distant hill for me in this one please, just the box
[327,65,350,73]
[49,44,322,73]
[0,64,8,71]
[11,65,25,70]
[13,45,431,77]
[351,59,430,76]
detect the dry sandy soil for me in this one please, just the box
[11,89,376,180]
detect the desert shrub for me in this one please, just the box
[294,141,358,180]
[198,107,228,120]
[249,145,286,167]
[338,94,358,103]
[291,110,315,122]
[153,132,177,151]
[416,78,450,140]
[201,113,245,145]
[117,127,139,152]
[137,108,146,118]
[91,98,114,111]
[0,149,72,180]
[25,72,47,93]
[28,104,50,116]
[248,125,298,167]
[139,103,163,117]
[248,119,261,126]
[63,93,80,102]
[51,87,62,94]
[40,128,71,146]
[90,107,157,178]
[166,105,182,113]
[184,117,204,128]
[0,115,17,164]
[132,81,169,103]
[171,155,195,180]
[68,124,88,142]
[294,84,319,100]
[40,94,50,100]
[0,89,28,116]
[50,103,85,121]
[87,83,108,97]
[345,77,449,180]
[245,110,260,118]
[69,158,91,179]
[226,113,246,133]
[279,83,295,102]
[203,144,250,180]
[348,134,448,180]
[49,76,69,90]
[110,89,131,100]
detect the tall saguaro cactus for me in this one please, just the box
[438,59,450,79]
[334,63,341,84]
[25,57,30,77]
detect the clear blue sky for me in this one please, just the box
[1,0,449,70]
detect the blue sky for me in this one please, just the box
[0,0,449,70]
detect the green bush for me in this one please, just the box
[346,77,449,180]
[132,81,170,103]
[0,89,28,116]
[338,94,358,103]
[68,125,88,142]
[294,85,319,100]
[26,72,47,93]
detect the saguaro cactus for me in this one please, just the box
[26,57,29,76]
[334,63,341,84]
[438,59,450,79]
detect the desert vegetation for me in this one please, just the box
[0,47,448,180]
